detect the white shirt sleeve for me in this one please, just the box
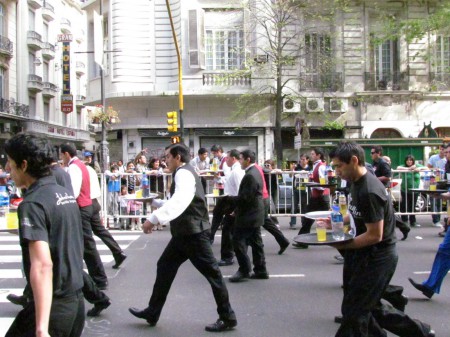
[224,164,244,196]
[147,168,195,225]
[68,162,83,199]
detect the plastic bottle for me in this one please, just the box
[338,193,347,216]
[0,186,9,229]
[142,173,150,198]
[331,205,345,241]
[423,172,430,190]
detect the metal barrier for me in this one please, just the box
[98,169,449,227]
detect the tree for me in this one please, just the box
[231,0,347,167]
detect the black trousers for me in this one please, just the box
[298,195,330,235]
[210,196,236,242]
[6,291,85,337]
[82,270,110,305]
[220,214,235,260]
[262,198,289,248]
[146,230,235,322]
[337,245,431,337]
[91,199,122,257]
[233,226,267,275]
[80,204,107,286]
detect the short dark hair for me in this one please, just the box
[372,145,383,155]
[198,147,208,155]
[404,154,416,166]
[166,143,190,163]
[60,143,77,157]
[228,149,240,159]
[330,141,365,167]
[5,133,53,178]
[210,144,223,153]
[311,147,326,160]
[240,149,256,163]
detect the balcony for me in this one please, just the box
[27,31,43,51]
[299,72,343,92]
[60,18,72,34]
[364,72,409,91]
[42,1,55,21]
[76,95,86,106]
[202,72,251,86]
[42,82,58,98]
[75,61,86,75]
[429,72,450,91]
[0,35,13,57]
[28,0,43,9]
[41,42,55,60]
[28,74,43,92]
[0,98,30,118]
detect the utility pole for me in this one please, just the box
[99,0,108,172]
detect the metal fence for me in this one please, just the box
[98,169,449,227]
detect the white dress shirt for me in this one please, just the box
[224,161,244,196]
[86,165,101,199]
[147,165,195,226]
[67,157,83,199]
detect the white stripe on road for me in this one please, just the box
[0,234,141,242]
[0,318,15,336]
[0,270,24,278]
[0,243,131,251]
[223,274,305,278]
[0,255,114,264]
[0,289,26,302]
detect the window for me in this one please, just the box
[0,4,4,37]
[43,22,49,43]
[368,37,400,89]
[436,36,450,74]
[44,101,50,121]
[205,10,244,71]
[29,96,36,118]
[28,9,35,31]
[29,53,36,75]
[0,67,4,99]
[43,61,49,82]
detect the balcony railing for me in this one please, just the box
[429,72,450,91]
[364,71,409,91]
[0,35,13,57]
[42,0,55,21]
[42,82,58,97]
[60,18,72,34]
[28,74,43,92]
[299,72,343,91]
[0,98,30,118]
[41,42,55,59]
[27,31,43,50]
[202,72,251,86]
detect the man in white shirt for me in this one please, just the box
[190,147,210,192]
[128,143,237,332]
[427,144,448,227]
[212,149,245,266]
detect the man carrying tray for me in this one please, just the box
[319,141,434,337]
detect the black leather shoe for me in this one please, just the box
[401,227,410,241]
[113,252,127,269]
[292,242,308,249]
[229,271,250,283]
[278,242,289,255]
[205,319,237,332]
[250,272,269,280]
[389,294,408,312]
[96,282,108,290]
[218,258,234,266]
[7,294,28,307]
[408,278,434,299]
[87,299,111,317]
[128,307,157,326]
[334,316,343,324]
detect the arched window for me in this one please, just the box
[371,128,402,139]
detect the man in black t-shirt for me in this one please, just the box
[4,134,85,337]
[327,141,434,337]
[371,145,392,188]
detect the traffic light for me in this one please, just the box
[167,111,178,132]
[171,136,180,144]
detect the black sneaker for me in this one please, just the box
[87,300,111,317]
[205,319,237,332]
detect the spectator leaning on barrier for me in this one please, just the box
[427,144,447,228]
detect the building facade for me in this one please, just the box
[79,0,450,166]
[0,0,92,168]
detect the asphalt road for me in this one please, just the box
[81,216,449,337]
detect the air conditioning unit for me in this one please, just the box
[306,98,324,113]
[254,54,269,63]
[329,99,348,113]
[3,122,10,132]
[282,98,301,113]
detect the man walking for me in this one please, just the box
[229,150,268,282]
[327,141,434,337]
[4,134,85,337]
[61,143,108,290]
[128,143,237,332]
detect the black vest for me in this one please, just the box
[169,164,210,236]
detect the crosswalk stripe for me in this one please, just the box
[0,318,15,336]
[0,243,132,251]
[0,270,24,278]
[0,255,115,264]
[0,289,25,302]
[0,234,141,242]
